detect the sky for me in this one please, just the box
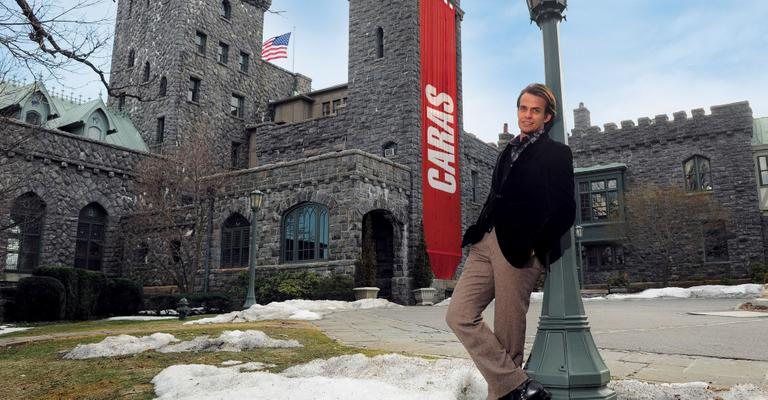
[18,0,768,144]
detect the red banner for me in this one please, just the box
[420,0,461,280]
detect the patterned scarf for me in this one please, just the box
[507,127,545,168]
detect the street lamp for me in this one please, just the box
[523,1,615,399]
[243,189,265,309]
[574,225,584,289]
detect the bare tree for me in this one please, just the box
[122,130,227,292]
[620,184,730,286]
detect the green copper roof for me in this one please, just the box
[1,81,148,152]
[575,163,627,175]
[753,117,768,146]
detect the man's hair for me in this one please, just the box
[516,83,557,122]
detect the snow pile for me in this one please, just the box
[158,330,300,353]
[106,316,177,321]
[609,380,768,400]
[0,325,31,335]
[186,298,402,325]
[64,330,301,359]
[152,353,485,400]
[152,354,768,400]
[65,333,177,359]
[607,284,763,300]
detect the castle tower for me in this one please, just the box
[347,0,465,279]
[108,0,301,168]
[572,102,591,135]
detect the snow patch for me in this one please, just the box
[64,330,300,359]
[186,298,402,325]
[0,325,31,335]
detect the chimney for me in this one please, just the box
[498,122,513,148]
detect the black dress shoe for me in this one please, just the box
[499,378,552,400]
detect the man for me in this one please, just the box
[446,83,575,400]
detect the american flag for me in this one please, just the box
[261,32,291,62]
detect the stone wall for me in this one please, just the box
[0,119,146,278]
[200,150,413,302]
[108,0,305,169]
[570,102,763,284]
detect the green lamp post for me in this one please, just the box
[523,1,615,399]
[243,189,265,309]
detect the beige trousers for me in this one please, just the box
[446,228,544,400]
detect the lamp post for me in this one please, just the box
[243,189,265,309]
[575,224,584,289]
[523,1,615,399]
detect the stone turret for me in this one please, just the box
[498,122,512,148]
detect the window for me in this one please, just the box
[5,192,45,272]
[582,243,624,269]
[218,42,229,64]
[74,203,107,271]
[188,77,201,103]
[195,31,207,55]
[118,94,126,111]
[221,214,250,268]
[231,141,242,168]
[159,76,167,97]
[143,61,150,82]
[239,52,250,73]
[471,170,479,203]
[282,203,329,262]
[230,94,244,117]
[322,102,331,116]
[128,49,135,67]
[758,156,768,186]
[220,0,231,19]
[703,220,728,262]
[375,27,384,58]
[578,177,621,222]
[156,117,165,144]
[25,111,41,125]
[383,141,397,158]
[332,99,342,114]
[684,155,713,192]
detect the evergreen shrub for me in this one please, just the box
[15,276,66,322]
[97,278,143,316]
[34,267,108,320]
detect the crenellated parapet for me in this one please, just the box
[569,101,753,153]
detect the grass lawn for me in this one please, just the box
[0,317,386,400]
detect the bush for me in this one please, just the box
[15,276,66,322]
[310,274,354,301]
[97,278,143,316]
[750,262,768,284]
[34,267,108,320]
[412,222,434,288]
[142,292,234,315]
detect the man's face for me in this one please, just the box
[517,93,552,135]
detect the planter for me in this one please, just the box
[353,287,380,300]
[412,287,437,306]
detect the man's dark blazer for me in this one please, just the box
[462,130,576,268]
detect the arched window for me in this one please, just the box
[221,213,250,268]
[683,155,713,192]
[25,111,41,125]
[282,203,329,262]
[74,203,107,271]
[143,61,150,82]
[86,110,107,140]
[128,49,135,67]
[375,27,384,59]
[5,192,45,272]
[220,0,231,19]
[159,76,167,97]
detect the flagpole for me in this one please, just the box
[292,26,296,73]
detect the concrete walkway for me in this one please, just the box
[312,299,768,389]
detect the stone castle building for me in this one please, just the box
[1,0,766,304]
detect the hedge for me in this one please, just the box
[14,276,66,322]
[34,267,107,320]
[97,278,143,316]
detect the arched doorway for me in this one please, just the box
[362,210,396,299]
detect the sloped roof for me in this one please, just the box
[575,163,627,175]
[0,80,148,152]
